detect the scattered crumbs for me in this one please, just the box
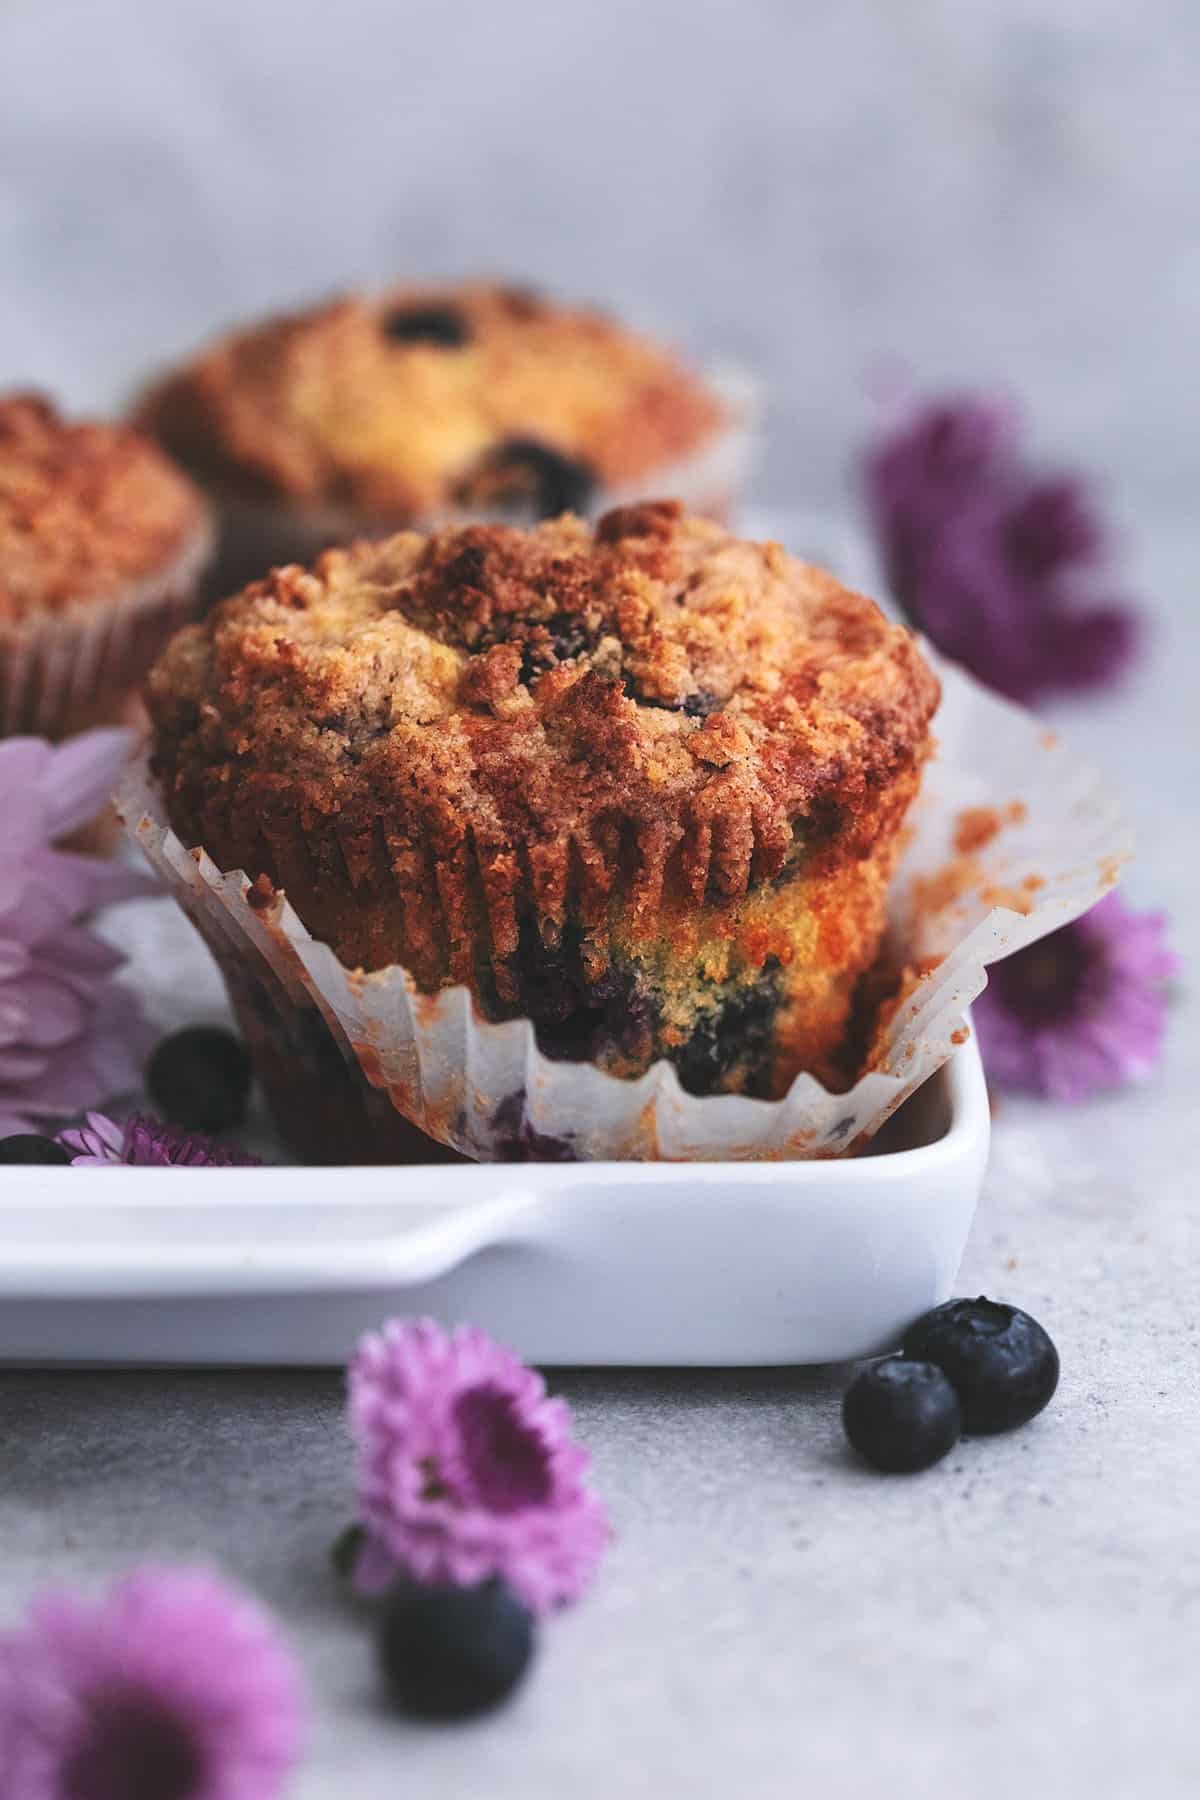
[1022,872,1045,892]
[1040,729,1059,750]
[913,854,981,917]
[954,806,1002,855]
[247,872,276,910]
[979,883,1035,915]
[950,1025,970,1046]
[1006,1255,1018,1271]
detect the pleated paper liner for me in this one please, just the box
[199,368,760,601]
[0,520,213,740]
[117,649,1130,1163]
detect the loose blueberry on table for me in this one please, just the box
[0,1134,71,1165]
[146,1026,252,1135]
[377,1579,537,1720]
[842,1357,962,1473]
[901,1297,1060,1434]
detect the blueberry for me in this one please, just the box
[491,1093,577,1162]
[544,612,595,663]
[516,613,596,686]
[146,1026,252,1134]
[380,303,470,348]
[457,439,596,519]
[902,1296,1060,1434]
[842,1357,961,1473]
[672,959,783,1098]
[378,1580,536,1720]
[0,1134,70,1166]
[681,690,720,719]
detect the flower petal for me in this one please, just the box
[37,728,136,840]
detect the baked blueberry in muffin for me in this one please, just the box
[146,503,938,1096]
[136,283,732,593]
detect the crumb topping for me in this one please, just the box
[150,505,939,926]
[136,283,725,516]
[0,393,207,619]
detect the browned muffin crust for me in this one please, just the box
[0,393,207,621]
[148,503,939,995]
[136,283,725,520]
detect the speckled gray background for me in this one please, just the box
[1,0,1197,508]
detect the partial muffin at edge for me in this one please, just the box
[0,392,207,620]
[0,391,211,737]
[146,502,939,1095]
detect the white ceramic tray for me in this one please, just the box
[0,1032,987,1367]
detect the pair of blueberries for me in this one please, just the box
[843,1297,1060,1473]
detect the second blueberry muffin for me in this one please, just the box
[147,503,939,1097]
[136,282,737,595]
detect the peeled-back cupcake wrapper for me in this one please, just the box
[118,646,1130,1162]
[205,367,760,597]
[0,523,213,738]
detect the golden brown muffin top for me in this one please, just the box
[149,503,939,907]
[0,392,208,621]
[135,283,725,520]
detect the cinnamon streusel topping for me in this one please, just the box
[0,393,207,621]
[149,503,939,991]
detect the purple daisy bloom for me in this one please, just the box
[0,730,156,1138]
[862,394,1141,702]
[0,1567,303,1800]
[975,892,1177,1103]
[58,1111,262,1169]
[349,1318,609,1615]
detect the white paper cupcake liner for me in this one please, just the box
[201,367,761,598]
[0,521,213,738]
[117,645,1129,1162]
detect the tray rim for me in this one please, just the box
[0,1033,988,1301]
[0,1029,983,1201]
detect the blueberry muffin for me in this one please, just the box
[147,502,938,1100]
[135,283,737,594]
[0,392,211,737]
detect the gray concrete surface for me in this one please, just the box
[0,516,1196,1797]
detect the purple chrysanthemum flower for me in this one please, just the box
[349,1318,609,1615]
[0,731,155,1138]
[58,1110,262,1168]
[0,1567,303,1800]
[862,394,1141,702]
[975,892,1177,1102]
